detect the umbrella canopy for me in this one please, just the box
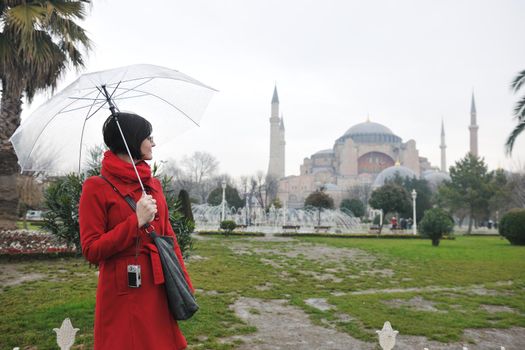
[10,64,217,175]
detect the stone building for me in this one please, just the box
[266,88,461,209]
[277,119,435,208]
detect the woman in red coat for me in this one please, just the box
[79,113,193,349]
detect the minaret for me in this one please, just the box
[469,92,479,157]
[279,113,286,175]
[267,86,285,178]
[440,118,447,172]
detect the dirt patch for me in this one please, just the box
[188,254,208,262]
[0,263,46,289]
[255,282,274,291]
[480,304,519,314]
[383,296,444,313]
[360,268,395,278]
[227,297,375,349]
[230,242,375,265]
[299,271,343,283]
[395,327,525,350]
[304,298,334,311]
[260,258,283,269]
[350,284,507,296]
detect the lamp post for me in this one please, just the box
[221,180,227,222]
[245,180,249,226]
[411,189,417,235]
[283,198,287,226]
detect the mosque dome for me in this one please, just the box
[338,120,402,144]
[422,171,451,192]
[373,164,417,188]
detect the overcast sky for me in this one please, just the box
[22,0,525,178]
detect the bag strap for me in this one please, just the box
[99,175,137,211]
[99,175,145,260]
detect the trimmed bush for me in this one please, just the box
[499,208,525,245]
[220,220,237,235]
[419,208,454,246]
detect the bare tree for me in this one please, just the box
[249,171,279,211]
[16,173,46,228]
[176,152,219,203]
[509,172,525,208]
[347,182,373,207]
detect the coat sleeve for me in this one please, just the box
[159,187,194,292]
[79,177,140,264]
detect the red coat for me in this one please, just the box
[79,151,193,350]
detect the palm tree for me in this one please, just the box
[506,69,525,155]
[0,0,91,229]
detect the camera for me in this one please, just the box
[127,264,141,288]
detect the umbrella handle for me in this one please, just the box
[102,85,146,195]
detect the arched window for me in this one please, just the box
[357,152,394,174]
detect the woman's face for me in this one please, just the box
[140,135,155,160]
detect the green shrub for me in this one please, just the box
[499,208,525,245]
[220,220,237,235]
[157,173,195,260]
[171,190,195,260]
[43,173,85,253]
[419,208,454,246]
[340,198,365,218]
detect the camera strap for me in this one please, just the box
[99,175,141,260]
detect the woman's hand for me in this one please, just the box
[136,194,157,228]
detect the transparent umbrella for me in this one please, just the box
[10,64,217,178]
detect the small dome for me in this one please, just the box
[373,165,417,188]
[323,183,339,191]
[423,171,451,191]
[313,149,334,156]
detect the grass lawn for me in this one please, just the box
[16,220,46,231]
[1,235,524,349]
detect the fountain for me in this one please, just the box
[192,203,363,234]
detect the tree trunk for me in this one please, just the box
[432,238,440,246]
[0,80,24,230]
[0,147,20,230]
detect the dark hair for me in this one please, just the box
[103,112,152,160]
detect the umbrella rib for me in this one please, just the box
[111,78,155,99]
[112,93,151,101]
[85,99,110,120]
[112,87,200,126]
[78,89,103,172]
[68,97,108,101]
[60,101,106,114]
[20,89,103,169]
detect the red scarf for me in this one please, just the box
[100,151,154,195]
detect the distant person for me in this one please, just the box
[400,217,407,230]
[390,216,398,230]
[407,217,413,229]
[79,113,193,350]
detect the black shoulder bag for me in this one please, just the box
[99,175,199,321]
